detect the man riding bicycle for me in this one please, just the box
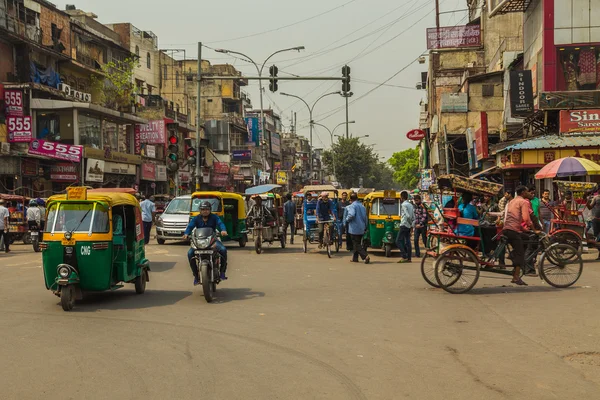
[316,191,336,248]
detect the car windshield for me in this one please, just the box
[371,199,400,216]
[164,198,191,214]
[46,202,110,233]
[191,196,222,212]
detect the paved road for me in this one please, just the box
[1,238,599,399]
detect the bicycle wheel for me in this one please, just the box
[550,231,582,251]
[540,244,583,288]
[434,247,480,294]
[420,253,440,288]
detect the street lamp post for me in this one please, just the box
[280,91,341,180]
[215,46,304,178]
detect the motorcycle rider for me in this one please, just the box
[26,199,41,233]
[183,201,228,285]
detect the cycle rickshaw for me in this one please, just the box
[423,175,583,294]
[301,185,340,257]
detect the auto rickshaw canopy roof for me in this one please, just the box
[364,190,401,201]
[302,185,337,194]
[245,184,281,195]
[191,191,244,201]
[48,190,140,207]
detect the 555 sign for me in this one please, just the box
[7,116,32,142]
[28,139,83,162]
[4,89,23,116]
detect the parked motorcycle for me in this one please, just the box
[190,227,223,303]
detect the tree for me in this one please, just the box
[91,58,138,111]
[388,147,420,190]
[322,137,379,188]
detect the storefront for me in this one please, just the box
[83,148,141,189]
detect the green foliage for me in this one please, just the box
[91,58,138,110]
[322,137,383,188]
[388,147,420,190]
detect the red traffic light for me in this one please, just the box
[187,147,197,157]
[169,135,178,145]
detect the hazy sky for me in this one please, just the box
[56,0,467,160]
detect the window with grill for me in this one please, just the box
[482,84,494,97]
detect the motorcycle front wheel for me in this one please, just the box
[201,261,214,303]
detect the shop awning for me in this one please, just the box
[30,99,148,124]
[491,135,600,155]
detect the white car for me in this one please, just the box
[155,195,191,244]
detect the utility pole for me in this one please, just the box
[444,125,450,175]
[435,0,440,29]
[195,42,202,190]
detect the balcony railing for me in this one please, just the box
[4,15,42,44]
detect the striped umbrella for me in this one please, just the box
[535,157,600,179]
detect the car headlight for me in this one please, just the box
[156,217,163,227]
[58,266,70,278]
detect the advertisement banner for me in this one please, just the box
[84,147,142,165]
[156,165,167,181]
[104,162,136,175]
[213,162,230,174]
[211,173,229,185]
[51,163,79,182]
[141,163,156,181]
[146,145,156,158]
[426,25,481,49]
[276,171,287,185]
[7,116,32,142]
[22,158,38,176]
[559,110,600,133]
[28,139,83,162]
[86,159,105,182]
[510,70,534,116]
[233,174,245,181]
[270,133,281,156]
[245,117,259,144]
[178,171,191,183]
[232,149,252,161]
[135,120,166,144]
[4,89,24,116]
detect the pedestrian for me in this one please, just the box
[586,190,600,260]
[396,191,414,263]
[0,199,10,253]
[529,187,541,219]
[539,189,555,233]
[283,193,296,245]
[338,191,352,251]
[345,192,370,264]
[140,195,156,245]
[412,194,428,258]
[498,191,513,213]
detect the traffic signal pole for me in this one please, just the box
[195,42,202,190]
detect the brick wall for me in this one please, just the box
[108,23,131,49]
[39,5,71,57]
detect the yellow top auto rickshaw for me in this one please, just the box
[363,190,401,257]
[190,191,248,247]
[42,187,150,311]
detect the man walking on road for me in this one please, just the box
[345,193,370,264]
[413,194,428,258]
[283,193,296,245]
[397,191,414,263]
[0,199,10,253]
[140,195,156,245]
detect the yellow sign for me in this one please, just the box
[67,187,87,200]
[276,171,288,185]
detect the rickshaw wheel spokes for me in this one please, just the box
[540,244,583,288]
[435,248,480,294]
[421,253,440,288]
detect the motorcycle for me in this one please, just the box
[190,227,223,303]
[28,221,42,252]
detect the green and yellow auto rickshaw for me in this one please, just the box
[363,190,401,257]
[42,187,150,311]
[190,191,248,247]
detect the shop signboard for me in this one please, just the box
[4,89,23,116]
[213,162,230,174]
[426,24,481,49]
[211,173,229,185]
[276,171,287,185]
[245,117,259,144]
[58,83,91,103]
[406,129,426,141]
[7,116,32,142]
[156,165,167,182]
[141,163,156,181]
[50,163,79,182]
[233,174,245,181]
[178,171,191,183]
[510,70,534,116]
[232,149,252,161]
[230,165,240,174]
[104,162,136,175]
[28,139,83,162]
[85,158,105,182]
[84,147,141,165]
[135,120,166,144]
[559,109,600,133]
[21,158,38,176]
[270,133,281,156]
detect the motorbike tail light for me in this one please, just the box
[39,243,48,250]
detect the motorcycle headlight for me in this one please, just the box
[386,232,393,240]
[64,232,72,241]
[198,238,211,248]
[58,266,70,278]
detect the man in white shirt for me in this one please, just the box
[396,191,414,263]
[140,195,156,245]
[0,199,11,253]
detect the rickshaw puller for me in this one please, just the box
[184,201,228,284]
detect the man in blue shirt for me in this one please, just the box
[316,192,335,248]
[457,192,479,238]
[183,201,228,284]
[396,191,415,263]
[140,195,156,244]
[345,193,370,264]
[283,193,296,244]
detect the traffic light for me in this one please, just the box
[342,65,351,93]
[269,65,278,92]
[167,133,179,172]
[184,138,197,165]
